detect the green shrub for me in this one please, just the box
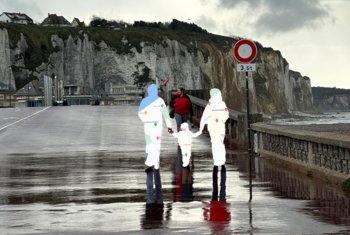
[306,170,313,178]
[342,178,350,195]
[324,175,331,184]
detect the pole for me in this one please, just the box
[246,71,253,203]
[27,82,29,107]
[9,66,12,107]
[246,71,251,153]
[9,79,11,107]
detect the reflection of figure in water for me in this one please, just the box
[172,123,200,167]
[203,165,230,232]
[141,203,164,230]
[138,84,173,204]
[174,146,194,202]
[196,88,229,167]
[212,160,226,202]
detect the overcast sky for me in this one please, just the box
[1,0,349,88]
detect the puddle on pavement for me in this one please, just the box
[0,150,350,234]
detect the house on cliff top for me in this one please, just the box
[41,13,70,26]
[71,18,85,27]
[0,12,33,24]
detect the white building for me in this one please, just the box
[0,81,15,107]
[14,81,44,107]
[109,84,143,105]
[0,12,33,24]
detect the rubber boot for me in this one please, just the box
[212,165,218,201]
[154,169,163,204]
[220,165,226,201]
[146,167,154,204]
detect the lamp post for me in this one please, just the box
[8,65,12,107]
[27,82,30,107]
[54,75,57,103]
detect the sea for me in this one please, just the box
[267,111,350,125]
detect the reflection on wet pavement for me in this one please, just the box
[255,158,350,227]
[141,203,165,230]
[173,147,194,203]
[1,150,350,234]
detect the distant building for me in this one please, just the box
[0,81,15,107]
[71,18,85,27]
[0,12,33,24]
[63,84,91,105]
[41,13,70,27]
[109,84,142,105]
[14,80,44,107]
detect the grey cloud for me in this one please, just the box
[1,0,42,16]
[218,0,261,8]
[195,15,217,32]
[218,0,330,33]
[256,0,330,33]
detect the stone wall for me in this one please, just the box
[252,123,350,180]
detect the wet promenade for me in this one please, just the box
[1,106,350,234]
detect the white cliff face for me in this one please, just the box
[49,34,95,93]
[0,29,15,89]
[312,87,350,111]
[94,39,205,89]
[315,95,350,111]
[47,36,206,95]
[287,71,313,112]
[251,48,313,114]
[0,28,315,114]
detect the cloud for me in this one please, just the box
[256,0,330,33]
[219,0,260,8]
[195,15,217,32]
[1,0,43,23]
[199,0,211,4]
[1,0,42,15]
[217,0,331,34]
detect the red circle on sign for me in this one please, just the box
[233,39,257,63]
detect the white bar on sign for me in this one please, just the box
[236,63,256,72]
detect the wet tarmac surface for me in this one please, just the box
[1,106,350,234]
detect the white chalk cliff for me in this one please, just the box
[0,27,313,114]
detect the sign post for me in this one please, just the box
[233,39,257,202]
[233,39,257,153]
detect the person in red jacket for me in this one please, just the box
[170,88,193,131]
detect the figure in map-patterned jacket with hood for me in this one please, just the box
[138,84,173,204]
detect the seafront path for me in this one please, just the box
[0,106,350,234]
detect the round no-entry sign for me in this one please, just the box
[233,39,257,63]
